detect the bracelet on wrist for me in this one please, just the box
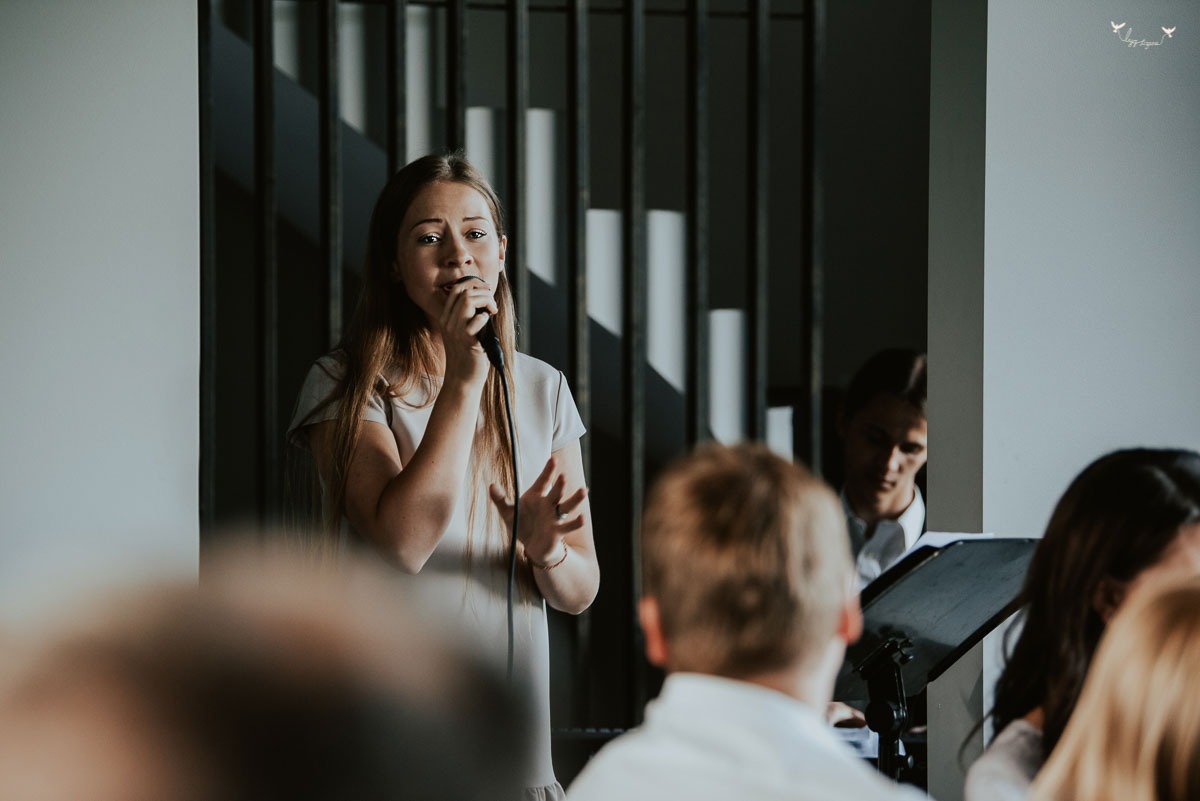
[526,541,569,571]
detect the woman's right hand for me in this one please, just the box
[437,277,498,388]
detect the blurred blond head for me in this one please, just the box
[1031,575,1200,801]
[0,542,526,801]
[639,442,855,679]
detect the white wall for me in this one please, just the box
[928,1,1200,797]
[983,0,1200,538]
[0,1,199,624]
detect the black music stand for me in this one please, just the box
[834,537,1037,780]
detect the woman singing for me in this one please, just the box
[288,152,600,799]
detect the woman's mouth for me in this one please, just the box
[440,275,486,293]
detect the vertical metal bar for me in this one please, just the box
[746,0,769,440]
[623,0,647,722]
[254,0,280,523]
[800,0,824,470]
[685,0,709,447]
[199,0,217,542]
[506,0,529,347]
[446,0,467,150]
[567,0,590,473]
[319,0,343,347]
[566,0,592,727]
[386,0,409,174]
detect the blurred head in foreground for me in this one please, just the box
[639,442,860,700]
[1031,576,1200,801]
[564,445,886,801]
[0,545,526,801]
[991,447,1200,755]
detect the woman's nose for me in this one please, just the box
[443,235,472,266]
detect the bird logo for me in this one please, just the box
[1111,21,1126,32]
[1162,26,1176,38]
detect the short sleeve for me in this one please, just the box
[286,355,389,448]
[551,370,586,452]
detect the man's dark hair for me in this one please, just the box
[842,349,927,421]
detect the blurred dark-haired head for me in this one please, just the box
[0,545,529,801]
[991,447,1200,758]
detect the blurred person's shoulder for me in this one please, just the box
[964,719,1042,801]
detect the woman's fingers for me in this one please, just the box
[546,473,568,503]
[555,486,587,517]
[555,515,585,535]
[440,283,498,338]
[464,310,491,337]
[528,455,558,496]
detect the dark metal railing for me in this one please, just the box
[621,0,648,724]
[318,0,344,347]
[746,0,770,440]
[506,0,530,344]
[685,0,710,448]
[565,0,595,723]
[386,0,409,174]
[254,0,280,523]
[799,0,823,471]
[566,0,591,471]
[287,0,803,18]
[446,0,468,150]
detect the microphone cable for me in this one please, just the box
[462,275,519,683]
[498,362,520,684]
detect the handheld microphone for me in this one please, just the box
[450,275,504,370]
[476,313,504,370]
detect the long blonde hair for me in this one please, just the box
[1031,575,1200,801]
[302,153,518,560]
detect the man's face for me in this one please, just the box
[840,394,928,516]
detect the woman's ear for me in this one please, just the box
[391,260,404,284]
[1093,577,1126,624]
[638,597,670,668]
[498,234,508,266]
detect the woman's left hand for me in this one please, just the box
[489,454,587,566]
[489,442,598,614]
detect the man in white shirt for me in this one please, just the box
[838,349,928,588]
[565,443,928,801]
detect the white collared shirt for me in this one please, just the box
[566,673,927,801]
[844,488,926,590]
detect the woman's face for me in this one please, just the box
[1102,522,1200,621]
[393,180,506,325]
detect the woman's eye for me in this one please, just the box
[417,233,439,245]
[467,229,487,240]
